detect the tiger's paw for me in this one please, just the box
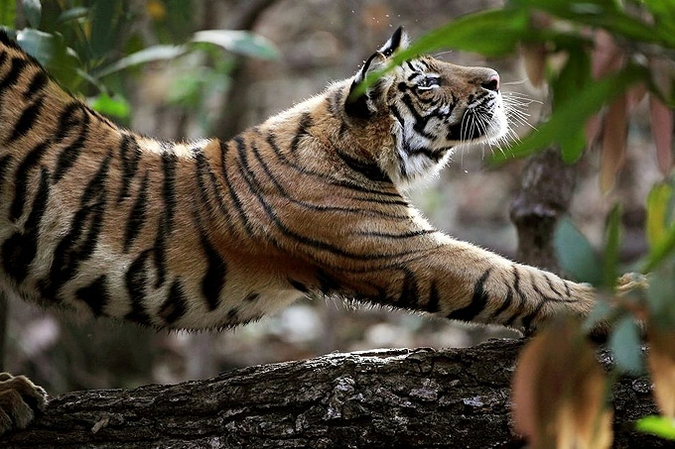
[0,373,48,435]
[616,272,649,296]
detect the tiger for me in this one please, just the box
[0,26,598,435]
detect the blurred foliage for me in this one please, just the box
[360,0,675,446]
[0,0,277,129]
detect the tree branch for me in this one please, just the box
[0,339,665,448]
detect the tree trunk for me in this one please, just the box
[0,339,664,448]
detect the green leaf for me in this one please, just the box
[603,204,621,288]
[514,0,675,48]
[550,48,592,162]
[554,216,603,285]
[192,30,278,60]
[93,45,188,78]
[642,220,675,273]
[636,415,675,440]
[22,0,41,28]
[15,29,80,87]
[0,0,16,27]
[88,92,130,118]
[646,260,675,328]
[493,66,647,163]
[90,0,119,58]
[395,8,529,59]
[57,7,88,24]
[609,316,643,374]
[646,183,674,250]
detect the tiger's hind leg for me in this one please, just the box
[0,373,48,435]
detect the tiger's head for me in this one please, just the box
[343,27,509,186]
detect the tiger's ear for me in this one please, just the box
[345,26,409,118]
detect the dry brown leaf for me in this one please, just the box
[591,30,624,80]
[512,317,612,449]
[650,58,675,100]
[649,96,674,176]
[585,112,603,148]
[648,326,675,418]
[522,44,548,88]
[600,94,628,193]
[627,83,647,112]
[521,12,551,88]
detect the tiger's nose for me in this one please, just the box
[481,70,500,92]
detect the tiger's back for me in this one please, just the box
[0,27,598,435]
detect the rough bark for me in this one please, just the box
[0,339,664,448]
[510,147,577,273]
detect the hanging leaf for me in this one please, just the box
[599,94,628,192]
[521,43,547,88]
[650,58,675,103]
[609,316,643,374]
[22,0,41,28]
[636,415,675,440]
[646,182,674,250]
[88,92,130,119]
[591,29,623,81]
[192,30,278,60]
[649,96,674,176]
[493,66,646,164]
[512,317,612,449]
[554,217,603,285]
[93,45,188,78]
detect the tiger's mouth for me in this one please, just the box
[450,93,507,145]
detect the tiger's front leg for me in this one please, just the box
[322,235,596,333]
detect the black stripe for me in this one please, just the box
[0,57,27,91]
[54,102,82,140]
[447,268,491,322]
[117,134,142,203]
[152,151,177,288]
[193,148,231,222]
[220,138,255,235]
[52,105,89,183]
[544,273,562,297]
[245,292,260,302]
[8,96,44,142]
[289,113,313,154]
[24,71,47,100]
[125,250,153,326]
[124,171,149,251]
[42,152,111,299]
[490,287,513,320]
[400,94,435,139]
[159,279,188,325]
[334,146,391,183]
[10,141,49,222]
[200,232,227,311]
[160,151,177,231]
[426,281,440,313]
[289,279,309,293]
[76,275,109,316]
[0,154,12,196]
[356,229,436,239]
[2,168,49,283]
[397,269,419,310]
[317,269,341,294]
[0,50,7,71]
